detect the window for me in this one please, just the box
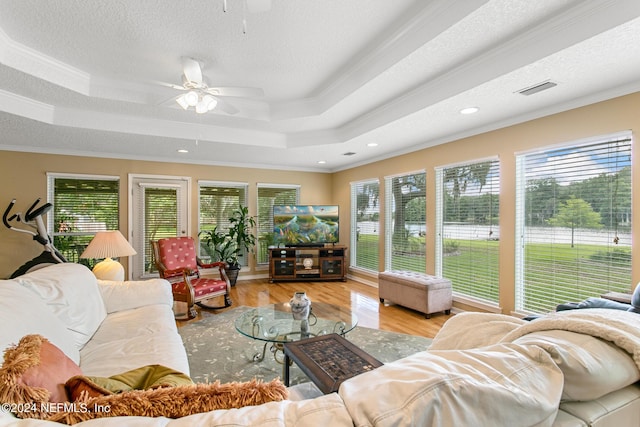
[257,184,299,264]
[351,179,380,273]
[515,133,632,313]
[384,172,426,272]
[47,174,119,265]
[436,159,500,304]
[198,181,248,262]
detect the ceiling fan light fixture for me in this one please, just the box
[176,94,189,110]
[202,95,218,111]
[185,91,199,107]
[195,100,208,114]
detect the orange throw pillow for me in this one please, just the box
[1,334,82,405]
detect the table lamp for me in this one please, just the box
[80,230,137,280]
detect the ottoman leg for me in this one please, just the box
[425,313,431,319]
[379,298,384,303]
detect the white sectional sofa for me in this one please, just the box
[1,263,639,426]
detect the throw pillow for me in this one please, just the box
[50,378,289,425]
[0,334,82,408]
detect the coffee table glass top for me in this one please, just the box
[235,302,358,344]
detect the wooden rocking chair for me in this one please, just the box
[152,236,232,319]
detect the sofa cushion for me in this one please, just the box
[513,330,639,401]
[0,280,79,364]
[14,263,107,349]
[339,343,564,427]
[97,278,172,314]
[79,304,190,377]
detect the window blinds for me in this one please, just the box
[256,184,299,264]
[436,159,500,304]
[515,135,632,313]
[384,172,426,272]
[351,179,379,273]
[48,175,119,263]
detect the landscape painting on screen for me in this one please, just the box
[273,205,339,246]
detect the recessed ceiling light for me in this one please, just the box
[460,107,479,115]
[317,160,326,164]
[177,149,189,153]
[367,142,378,147]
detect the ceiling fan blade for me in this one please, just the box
[213,97,239,115]
[182,57,203,85]
[246,0,271,13]
[155,80,187,91]
[207,86,264,98]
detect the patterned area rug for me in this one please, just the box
[179,306,432,385]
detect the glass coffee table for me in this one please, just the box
[234,302,358,368]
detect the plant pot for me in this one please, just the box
[226,265,240,287]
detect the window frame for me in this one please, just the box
[435,157,500,306]
[514,132,632,314]
[197,180,249,263]
[350,178,380,274]
[46,172,120,266]
[384,170,426,272]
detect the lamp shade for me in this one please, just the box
[80,230,137,259]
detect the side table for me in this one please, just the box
[283,333,383,393]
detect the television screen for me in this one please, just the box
[273,205,339,246]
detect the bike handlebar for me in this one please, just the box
[3,199,16,229]
[25,198,52,222]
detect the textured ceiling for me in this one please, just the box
[0,0,639,172]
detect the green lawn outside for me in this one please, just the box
[355,235,631,313]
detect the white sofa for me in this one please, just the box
[1,263,639,426]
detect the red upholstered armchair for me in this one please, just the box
[152,236,232,319]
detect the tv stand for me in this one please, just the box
[268,246,347,282]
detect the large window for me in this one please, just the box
[198,181,248,263]
[515,133,632,313]
[436,159,500,304]
[384,172,426,272]
[257,184,299,264]
[351,179,380,273]
[47,174,120,265]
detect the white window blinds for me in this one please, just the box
[515,134,632,313]
[384,172,426,272]
[351,179,379,272]
[436,159,500,304]
[198,181,248,261]
[257,184,299,264]
[47,174,119,265]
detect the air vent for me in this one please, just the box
[343,152,357,156]
[517,81,557,96]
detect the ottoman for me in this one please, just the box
[378,270,452,319]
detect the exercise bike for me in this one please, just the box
[3,198,67,278]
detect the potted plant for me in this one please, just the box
[199,205,256,286]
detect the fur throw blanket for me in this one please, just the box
[430,308,640,371]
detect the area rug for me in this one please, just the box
[179,306,432,386]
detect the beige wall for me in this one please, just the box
[333,92,640,314]
[0,154,332,278]
[1,92,638,314]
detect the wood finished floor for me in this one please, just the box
[176,278,450,339]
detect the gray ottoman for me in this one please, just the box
[378,270,452,319]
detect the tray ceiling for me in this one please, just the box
[0,0,639,171]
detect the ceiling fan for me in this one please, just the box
[165,57,264,115]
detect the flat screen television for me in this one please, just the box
[273,205,339,246]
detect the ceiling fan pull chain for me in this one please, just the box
[242,0,248,34]
[223,0,228,13]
